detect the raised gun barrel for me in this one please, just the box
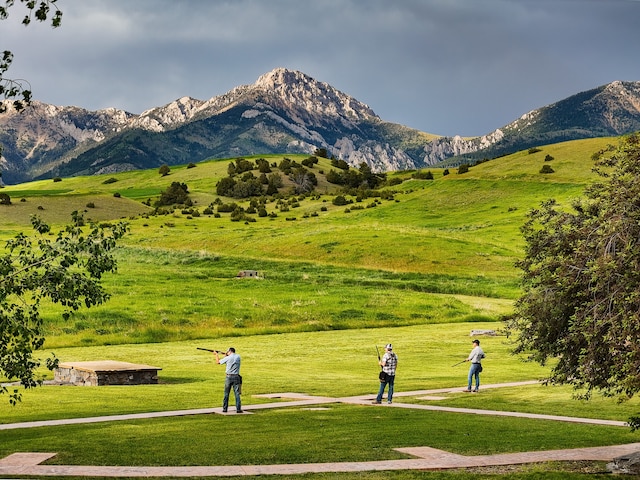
[197,347,224,353]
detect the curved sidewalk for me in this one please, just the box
[1,382,637,477]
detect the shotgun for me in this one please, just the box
[376,346,386,380]
[197,347,225,354]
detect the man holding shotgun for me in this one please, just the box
[214,347,243,413]
[373,344,397,404]
[463,339,485,393]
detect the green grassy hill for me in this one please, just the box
[0,137,619,347]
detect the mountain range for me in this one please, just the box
[1,67,640,185]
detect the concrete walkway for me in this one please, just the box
[1,381,637,477]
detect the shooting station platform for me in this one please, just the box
[54,360,161,386]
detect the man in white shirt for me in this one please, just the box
[464,339,485,392]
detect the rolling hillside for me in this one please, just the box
[0,136,619,347]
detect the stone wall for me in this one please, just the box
[54,360,161,386]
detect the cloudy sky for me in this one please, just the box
[3,0,640,136]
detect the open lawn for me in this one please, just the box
[2,323,640,478]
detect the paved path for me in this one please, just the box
[0,381,636,477]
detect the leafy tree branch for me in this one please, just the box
[0,212,128,404]
[1,0,62,115]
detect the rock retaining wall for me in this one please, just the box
[54,360,161,386]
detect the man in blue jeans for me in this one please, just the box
[373,344,397,404]
[464,339,485,392]
[215,348,242,413]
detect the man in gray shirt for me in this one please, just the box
[215,347,242,413]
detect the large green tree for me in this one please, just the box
[0,213,127,404]
[507,134,640,399]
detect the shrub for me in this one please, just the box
[232,178,262,198]
[255,158,271,173]
[331,158,350,170]
[157,182,190,206]
[333,195,348,206]
[412,170,433,180]
[302,156,319,168]
[102,177,118,184]
[158,165,171,176]
[528,147,542,154]
[314,148,328,158]
[235,158,255,173]
[326,169,344,185]
[278,158,293,174]
[544,154,554,162]
[86,202,95,208]
[230,207,247,222]
[53,177,62,182]
[187,163,196,169]
[540,165,555,174]
[216,177,236,196]
[113,192,121,198]
[217,202,238,213]
[0,193,11,205]
[457,164,470,174]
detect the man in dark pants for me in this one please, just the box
[215,347,242,413]
[373,343,398,404]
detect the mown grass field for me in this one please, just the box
[0,136,634,478]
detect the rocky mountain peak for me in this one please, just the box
[254,67,308,90]
[250,67,380,123]
[599,80,640,110]
[133,96,206,132]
